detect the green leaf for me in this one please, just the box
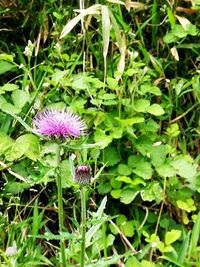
[128,155,144,168]
[110,189,122,199]
[156,163,176,178]
[121,221,134,237]
[0,60,16,75]
[0,132,13,156]
[116,176,133,184]
[176,199,196,212]
[16,134,40,161]
[165,229,181,245]
[172,158,197,179]
[140,84,162,96]
[94,129,113,149]
[12,90,30,109]
[117,164,132,176]
[120,188,139,204]
[150,145,168,167]
[4,182,30,194]
[0,83,19,93]
[133,99,150,113]
[103,147,120,166]
[5,134,40,161]
[98,182,112,194]
[107,77,119,90]
[141,182,163,203]
[116,117,144,126]
[1,102,21,114]
[147,104,165,116]
[133,161,153,180]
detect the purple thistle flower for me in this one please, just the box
[74,165,91,185]
[33,108,86,139]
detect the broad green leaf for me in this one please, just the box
[133,161,153,180]
[0,83,19,93]
[116,176,133,184]
[107,77,119,90]
[156,163,176,178]
[99,93,116,100]
[121,221,134,237]
[103,147,120,166]
[0,54,14,62]
[120,188,139,204]
[141,182,163,203]
[171,158,197,179]
[98,182,112,194]
[165,229,181,245]
[176,199,196,213]
[147,104,165,116]
[163,32,179,43]
[128,155,144,168]
[117,164,132,176]
[0,132,13,156]
[5,134,40,161]
[1,102,21,114]
[140,84,162,96]
[4,182,30,194]
[115,117,144,125]
[110,189,122,199]
[126,256,142,267]
[94,129,112,149]
[17,134,40,161]
[133,99,150,112]
[141,260,156,267]
[150,145,168,167]
[12,90,30,109]
[0,60,16,75]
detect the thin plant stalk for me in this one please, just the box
[55,143,66,267]
[80,186,86,267]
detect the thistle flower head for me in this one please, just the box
[74,165,91,185]
[33,108,86,139]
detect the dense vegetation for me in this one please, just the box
[0,0,200,266]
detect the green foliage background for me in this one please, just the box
[0,0,200,266]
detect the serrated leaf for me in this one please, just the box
[147,104,164,116]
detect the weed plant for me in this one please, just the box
[0,0,200,266]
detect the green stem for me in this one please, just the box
[55,143,66,267]
[80,186,86,267]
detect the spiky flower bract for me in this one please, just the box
[74,165,91,185]
[33,108,86,139]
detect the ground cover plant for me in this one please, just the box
[0,0,200,266]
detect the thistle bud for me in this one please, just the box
[74,165,91,185]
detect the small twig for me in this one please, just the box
[0,160,27,182]
[108,219,137,254]
[170,103,198,123]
